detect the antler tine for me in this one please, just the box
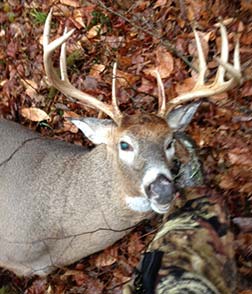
[216,38,242,84]
[60,27,70,82]
[112,63,123,121]
[43,9,122,125]
[165,22,241,116]
[156,70,167,117]
[193,28,207,88]
[214,22,229,84]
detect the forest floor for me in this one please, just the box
[0,0,252,293]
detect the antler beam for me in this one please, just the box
[43,9,123,125]
[157,22,242,117]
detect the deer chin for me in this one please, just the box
[125,195,170,214]
[125,196,152,212]
[150,201,170,214]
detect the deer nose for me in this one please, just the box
[145,174,175,205]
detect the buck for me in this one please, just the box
[0,11,241,276]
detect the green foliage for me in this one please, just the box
[1,2,15,22]
[66,50,83,67]
[39,121,53,129]
[88,10,111,32]
[30,9,47,25]
[8,12,15,22]
[0,287,13,294]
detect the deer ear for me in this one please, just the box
[68,117,115,145]
[166,101,201,132]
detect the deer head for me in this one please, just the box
[43,10,241,214]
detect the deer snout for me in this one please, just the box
[145,174,175,214]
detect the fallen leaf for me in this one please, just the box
[137,78,154,93]
[233,217,252,233]
[127,232,145,255]
[219,174,236,190]
[102,35,124,49]
[241,81,252,97]
[241,0,252,12]
[95,247,118,268]
[89,64,106,80]
[228,148,252,166]
[116,70,139,87]
[154,0,168,9]
[60,0,80,7]
[21,79,45,102]
[186,0,207,21]
[73,9,86,29]
[21,107,49,122]
[82,24,106,42]
[63,111,80,119]
[144,46,174,79]
[25,279,47,294]
[175,77,196,95]
[63,111,80,133]
[7,40,18,58]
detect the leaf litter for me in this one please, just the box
[0,0,252,293]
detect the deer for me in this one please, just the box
[0,10,241,277]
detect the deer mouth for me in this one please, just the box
[150,201,171,214]
[144,174,175,214]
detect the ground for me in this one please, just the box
[0,0,252,293]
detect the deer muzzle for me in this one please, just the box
[145,174,175,214]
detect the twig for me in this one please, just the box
[94,0,196,71]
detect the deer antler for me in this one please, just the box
[156,22,242,117]
[43,9,123,125]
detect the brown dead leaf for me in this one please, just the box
[21,79,45,103]
[154,0,168,8]
[137,78,154,93]
[89,64,106,80]
[102,35,124,49]
[95,247,118,268]
[239,182,252,195]
[116,70,139,87]
[186,0,207,21]
[241,0,252,12]
[73,271,88,286]
[82,25,106,42]
[241,81,252,97]
[63,121,78,133]
[127,232,145,255]
[113,269,131,284]
[175,77,195,95]
[25,278,47,294]
[7,40,18,58]
[219,174,236,190]
[233,218,252,233]
[63,110,80,119]
[60,0,80,7]
[155,47,174,78]
[63,111,80,133]
[21,78,38,90]
[73,9,86,29]
[228,148,252,166]
[144,47,174,79]
[21,108,49,122]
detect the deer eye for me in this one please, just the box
[120,141,133,151]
